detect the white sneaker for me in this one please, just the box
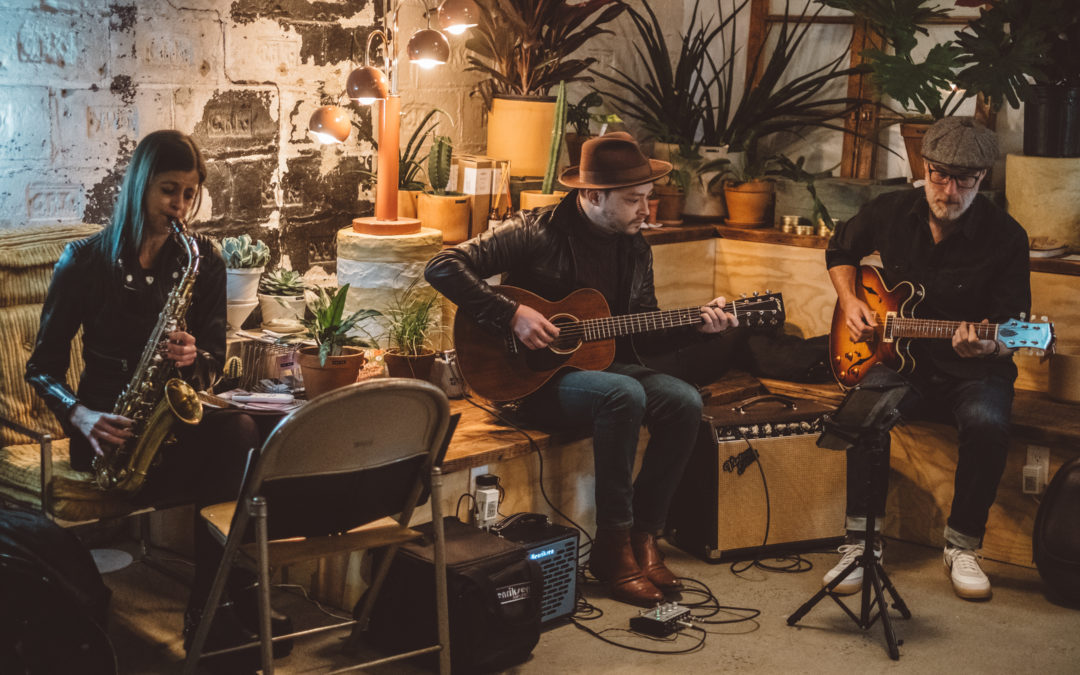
[823,540,882,594]
[944,546,991,599]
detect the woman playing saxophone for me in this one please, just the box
[25,130,283,673]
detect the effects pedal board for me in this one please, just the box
[630,602,691,637]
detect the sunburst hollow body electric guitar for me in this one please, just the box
[830,265,1055,388]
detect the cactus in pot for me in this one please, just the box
[221,234,270,326]
[417,135,470,243]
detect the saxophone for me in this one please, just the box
[92,218,204,494]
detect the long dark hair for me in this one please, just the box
[101,130,207,267]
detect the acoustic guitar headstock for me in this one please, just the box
[734,291,785,329]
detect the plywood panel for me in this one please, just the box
[652,238,716,308]
[714,238,842,338]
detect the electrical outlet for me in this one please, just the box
[469,464,490,492]
[1024,446,1051,494]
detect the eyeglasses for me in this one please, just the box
[926,165,982,189]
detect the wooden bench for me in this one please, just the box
[760,377,1080,568]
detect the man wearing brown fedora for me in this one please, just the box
[425,132,740,606]
[824,116,1031,600]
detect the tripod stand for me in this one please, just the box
[786,368,914,660]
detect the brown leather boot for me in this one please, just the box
[589,528,664,606]
[630,530,684,592]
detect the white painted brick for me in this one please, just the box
[225,19,303,82]
[0,166,107,228]
[0,11,110,86]
[132,11,223,85]
[54,88,138,165]
[0,86,50,162]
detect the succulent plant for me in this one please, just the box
[259,268,307,296]
[221,234,270,269]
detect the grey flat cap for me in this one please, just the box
[921,116,998,170]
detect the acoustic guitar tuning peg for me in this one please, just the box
[1019,312,1026,320]
[1041,315,1048,322]
[765,288,771,294]
[753,291,759,297]
[740,293,747,299]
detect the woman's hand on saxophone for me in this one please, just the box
[70,404,134,458]
[166,330,197,368]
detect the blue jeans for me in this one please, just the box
[519,362,703,532]
[846,370,1014,549]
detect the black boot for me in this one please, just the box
[228,568,295,657]
[183,600,260,675]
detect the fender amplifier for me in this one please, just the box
[667,394,846,561]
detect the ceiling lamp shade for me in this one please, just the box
[308,105,351,144]
[438,0,479,35]
[346,65,389,104]
[407,28,450,69]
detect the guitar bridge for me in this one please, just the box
[505,331,519,355]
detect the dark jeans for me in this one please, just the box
[846,370,1014,549]
[134,408,274,605]
[519,362,703,532]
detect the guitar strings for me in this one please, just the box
[550,298,777,341]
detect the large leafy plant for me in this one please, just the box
[464,0,628,110]
[596,0,865,154]
[819,0,1055,117]
[302,284,380,366]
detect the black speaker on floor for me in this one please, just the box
[493,513,579,624]
[667,395,846,561]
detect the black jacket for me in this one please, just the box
[25,229,226,468]
[425,191,693,362]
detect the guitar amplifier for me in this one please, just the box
[667,394,846,561]
[493,514,579,624]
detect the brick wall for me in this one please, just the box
[0,0,687,275]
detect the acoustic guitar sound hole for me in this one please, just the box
[548,314,583,354]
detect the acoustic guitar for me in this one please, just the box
[830,265,1055,388]
[454,285,785,402]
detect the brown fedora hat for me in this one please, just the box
[559,132,672,189]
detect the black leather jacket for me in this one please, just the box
[25,229,226,467]
[425,191,690,362]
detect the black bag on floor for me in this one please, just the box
[0,508,116,674]
[358,516,542,673]
[1034,457,1080,605]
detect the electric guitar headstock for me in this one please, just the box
[733,291,785,329]
[1001,313,1055,361]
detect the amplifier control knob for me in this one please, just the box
[763,423,773,436]
[775,423,788,434]
[799,421,812,432]
[738,426,751,437]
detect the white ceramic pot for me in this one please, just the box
[226,299,258,332]
[258,293,306,325]
[225,267,264,304]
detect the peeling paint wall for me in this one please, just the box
[0,1,686,272]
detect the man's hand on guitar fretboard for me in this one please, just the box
[698,296,738,334]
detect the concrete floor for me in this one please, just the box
[101,534,1080,674]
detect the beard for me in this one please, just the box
[928,190,976,224]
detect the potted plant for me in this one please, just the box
[596,0,865,218]
[415,135,470,244]
[520,81,569,211]
[771,154,837,236]
[564,91,622,166]
[702,143,783,228]
[221,234,270,331]
[465,0,627,177]
[653,160,690,225]
[296,283,380,398]
[381,278,441,381]
[257,268,308,328]
[819,0,1057,175]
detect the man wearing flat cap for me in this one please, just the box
[824,116,1030,600]
[426,132,740,606]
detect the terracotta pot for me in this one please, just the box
[486,95,556,178]
[383,348,437,381]
[723,180,775,228]
[397,189,421,219]
[518,190,567,210]
[901,121,932,181]
[653,184,684,225]
[297,345,366,399]
[416,193,470,244]
[647,197,659,224]
[565,132,592,167]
